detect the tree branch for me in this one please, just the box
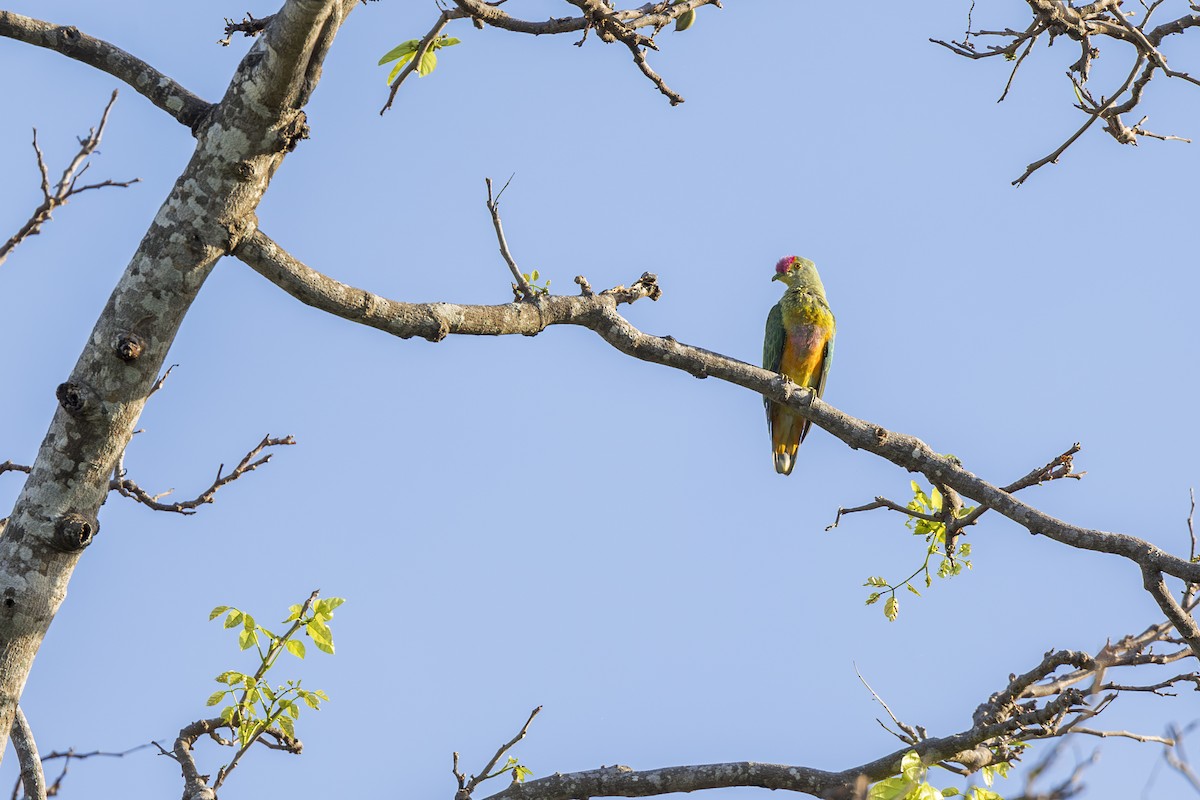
[0,11,211,129]
[111,434,297,515]
[10,708,45,800]
[1,91,139,269]
[233,228,1200,598]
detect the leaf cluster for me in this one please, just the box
[863,481,975,621]
[868,751,1008,800]
[205,596,344,748]
[378,35,461,82]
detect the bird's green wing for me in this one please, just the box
[763,301,784,413]
[814,323,834,400]
[763,301,784,373]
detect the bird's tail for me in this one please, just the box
[773,451,795,476]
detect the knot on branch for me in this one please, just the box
[113,331,146,362]
[55,381,95,418]
[52,512,98,552]
[601,272,661,304]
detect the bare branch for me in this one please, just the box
[233,226,1200,598]
[219,12,275,46]
[10,709,45,800]
[0,92,140,269]
[0,11,210,128]
[111,435,296,515]
[486,177,535,300]
[458,706,543,798]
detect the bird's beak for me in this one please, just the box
[771,273,784,282]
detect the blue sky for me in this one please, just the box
[2,1,1199,798]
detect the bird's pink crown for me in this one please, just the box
[775,256,797,275]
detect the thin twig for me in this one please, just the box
[0,91,139,268]
[111,435,296,515]
[378,9,463,114]
[484,177,534,300]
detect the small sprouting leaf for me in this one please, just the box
[907,584,921,597]
[901,751,923,782]
[314,597,345,616]
[378,39,420,65]
[286,639,306,659]
[209,605,230,621]
[942,789,961,797]
[967,789,1003,800]
[418,50,437,76]
[513,764,533,783]
[207,690,227,707]
[867,776,911,800]
[865,592,881,606]
[387,53,418,83]
[884,596,899,622]
[864,576,888,587]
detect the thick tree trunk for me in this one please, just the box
[0,0,356,762]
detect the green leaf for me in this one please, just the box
[439,37,462,48]
[285,604,303,623]
[209,605,230,621]
[220,705,237,724]
[303,692,321,709]
[315,597,345,616]
[513,764,533,782]
[387,53,418,83]
[224,611,243,629]
[238,628,258,650]
[901,751,923,782]
[966,790,1003,800]
[884,596,899,622]
[378,39,420,65]
[942,789,961,797]
[864,576,888,587]
[286,639,306,659]
[913,784,943,800]
[865,592,881,606]
[313,689,330,701]
[418,50,438,77]
[285,700,300,719]
[906,583,921,597]
[868,776,912,800]
[215,671,245,685]
[277,713,296,739]
[242,613,256,631]
[207,690,227,707]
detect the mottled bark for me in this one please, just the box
[0,0,359,763]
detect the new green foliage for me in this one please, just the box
[204,593,344,778]
[866,750,1010,800]
[379,35,461,82]
[863,479,975,621]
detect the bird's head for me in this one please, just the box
[772,255,820,288]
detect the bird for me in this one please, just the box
[762,256,835,475]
